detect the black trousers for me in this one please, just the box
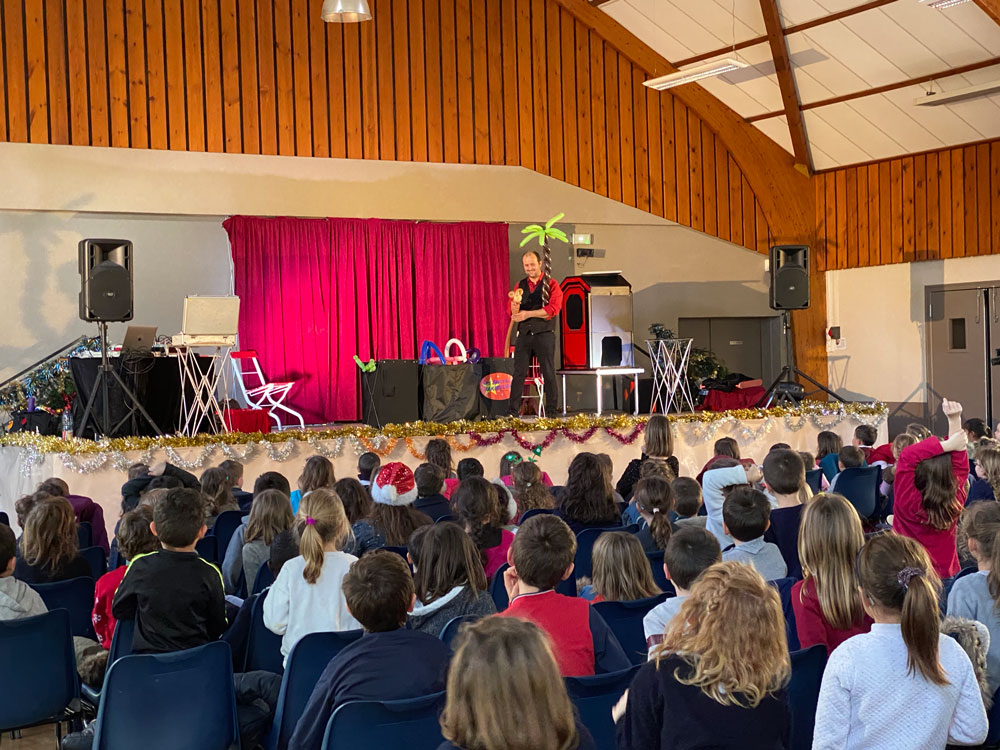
[508,328,559,416]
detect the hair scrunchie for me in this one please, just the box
[897,566,923,590]
[305,517,317,526]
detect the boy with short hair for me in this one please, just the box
[112,488,227,653]
[721,486,787,581]
[289,551,451,750]
[642,527,720,652]
[829,445,866,493]
[496,514,629,676]
[252,470,291,497]
[853,424,878,461]
[219,459,252,513]
[672,477,706,528]
[761,449,807,578]
[412,463,452,521]
[0,523,47,620]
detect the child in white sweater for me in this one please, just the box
[263,488,361,664]
[813,533,987,750]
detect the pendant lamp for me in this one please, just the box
[321,0,372,22]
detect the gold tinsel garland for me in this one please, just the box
[0,401,887,456]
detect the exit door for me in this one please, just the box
[926,285,1000,435]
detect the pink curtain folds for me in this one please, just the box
[225,215,509,423]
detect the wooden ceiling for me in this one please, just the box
[595,0,1000,171]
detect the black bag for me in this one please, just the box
[420,363,480,423]
[9,410,60,435]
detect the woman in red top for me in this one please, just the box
[892,399,970,578]
[792,493,872,653]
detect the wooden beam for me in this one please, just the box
[974,0,1000,26]
[746,55,1000,122]
[759,0,811,172]
[672,0,897,69]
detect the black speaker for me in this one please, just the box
[79,239,133,322]
[769,245,809,310]
[361,359,420,428]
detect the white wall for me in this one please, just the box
[825,255,1000,405]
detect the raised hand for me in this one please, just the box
[941,399,963,419]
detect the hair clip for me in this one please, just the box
[897,566,923,590]
[305,517,317,526]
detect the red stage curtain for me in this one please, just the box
[225,216,509,424]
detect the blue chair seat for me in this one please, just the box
[196,535,218,564]
[31,576,97,640]
[439,615,482,647]
[321,692,446,750]
[82,618,135,706]
[565,666,640,750]
[575,526,628,580]
[593,594,671,665]
[832,466,882,519]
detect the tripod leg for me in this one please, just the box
[793,368,847,403]
[77,367,105,438]
[109,368,164,435]
[756,367,793,408]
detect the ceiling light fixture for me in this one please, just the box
[918,0,971,9]
[642,58,749,91]
[321,0,372,22]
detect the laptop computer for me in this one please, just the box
[122,325,158,350]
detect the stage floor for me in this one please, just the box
[0,406,887,540]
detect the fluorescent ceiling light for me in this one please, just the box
[914,80,1000,106]
[643,58,749,91]
[918,0,971,8]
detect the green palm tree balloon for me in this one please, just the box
[519,213,568,305]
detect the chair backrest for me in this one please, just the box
[519,508,556,523]
[434,514,456,524]
[81,545,108,579]
[0,609,78,732]
[769,577,800,651]
[210,510,244,559]
[490,563,575,612]
[834,466,881,519]
[253,562,276,594]
[804,469,823,494]
[593,594,671,665]
[268,629,365,750]
[986,684,1000,745]
[231,350,267,394]
[0,510,9,526]
[77,521,94,549]
[439,615,482,647]
[645,550,678,594]
[565,666,641,750]
[788,645,828,750]
[108,618,135,667]
[196,535,218,564]
[31,576,97,639]
[321,692,446,750]
[955,565,979,581]
[93,641,239,750]
[575,526,626,580]
[382,546,409,560]
[245,589,285,674]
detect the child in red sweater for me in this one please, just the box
[497,514,629,676]
[893,399,970,578]
[91,506,159,648]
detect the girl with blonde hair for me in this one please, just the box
[616,414,679,499]
[510,462,554,520]
[200,466,238,527]
[580,531,660,603]
[263,488,360,664]
[792,493,872,653]
[220,489,294,593]
[440,617,590,750]
[814,533,987,749]
[290,455,336,514]
[14,497,91,584]
[615,562,790,748]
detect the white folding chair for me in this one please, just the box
[522,358,545,418]
[230,351,305,430]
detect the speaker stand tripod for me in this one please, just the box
[758,310,846,408]
[77,322,164,438]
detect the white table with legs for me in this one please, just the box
[557,368,645,416]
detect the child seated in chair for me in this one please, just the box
[0,522,46,621]
[289,551,452,750]
[672,478,706,529]
[721,487,786,582]
[828,445,865,494]
[496,514,629,677]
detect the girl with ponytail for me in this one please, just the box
[632,477,675,554]
[263,488,361,664]
[949,502,1000,694]
[893,398,971,578]
[814,532,987,749]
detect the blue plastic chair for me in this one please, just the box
[253,562,276,594]
[575,526,627,580]
[321,692,446,750]
[645,550,679,593]
[832,466,882,519]
[81,545,108,579]
[92,641,240,750]
[439,614,482,647]
[210,510,244,562]
[31,576,97,639]
[245,588,285,674]
[519,508,556,523]
[0,510,9,525]
[196,535,219,563]
[434,514,456,524]
[565,666,640,750]
[788,645,827,750]
[267,629,365,750]
[804,469,823,494]
[490,563,576,611]
[985,684,1000,745]
[0,609,80,736]
[594,594,670,665]
[77,521,94,550]
[955,565,979,581]
[770,576,800,651]
[382,546,409,560]
[82,618,136,706]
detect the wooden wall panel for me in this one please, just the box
[816,141,1000,269]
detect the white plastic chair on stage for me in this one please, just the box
[230,351,305,430]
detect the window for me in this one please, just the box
[950,318,966,350]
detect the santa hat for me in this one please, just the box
[371,462,419,507]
